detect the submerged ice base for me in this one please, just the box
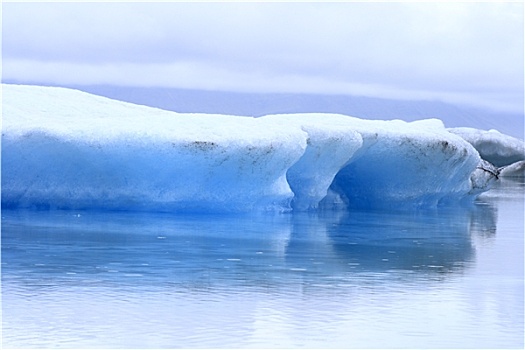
[2,84,494,213]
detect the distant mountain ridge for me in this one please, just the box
[6,83,524,139]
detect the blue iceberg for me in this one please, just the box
[2,84,497,213]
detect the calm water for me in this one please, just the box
[2,179,524,349]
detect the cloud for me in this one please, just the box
[2,2,523,112]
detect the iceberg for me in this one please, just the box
[2,84,494,213]
[499,161,525,178]
[448,127,525,167]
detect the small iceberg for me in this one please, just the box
[448,127,525,167]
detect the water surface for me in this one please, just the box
[2,180,523,348]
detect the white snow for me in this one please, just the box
[2,84,495,213]
[448,127,525,167]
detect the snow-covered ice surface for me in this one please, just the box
[2,84,495,213]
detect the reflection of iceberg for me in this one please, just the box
[285,204,497,276]
[3,84,496,213]
[2,201,497,287]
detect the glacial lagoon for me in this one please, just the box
[2,179,523,348]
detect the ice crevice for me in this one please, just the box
[2,84,501,213]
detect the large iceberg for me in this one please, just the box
[2,84,495,213]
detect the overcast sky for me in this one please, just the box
[3,1,523,112]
